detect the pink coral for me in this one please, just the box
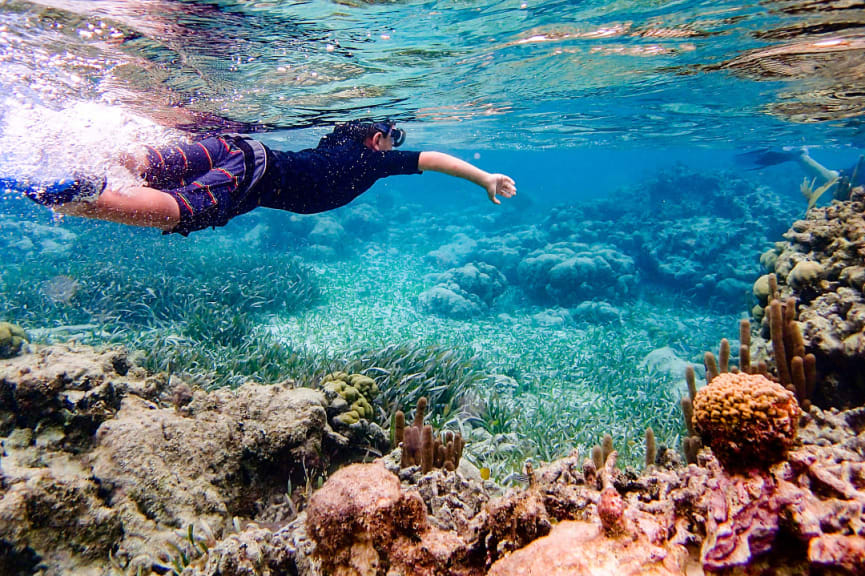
[699,464,805,571]
[598,486,626,536]
[809,534,865,574]
[488,520,685,576]
[305,462,476,576]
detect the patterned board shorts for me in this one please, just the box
[144,136,247,235]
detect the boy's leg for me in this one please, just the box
[47,137,237,234]
[55,186,181,231]
[134,138,233,190]
[796,149,840,183]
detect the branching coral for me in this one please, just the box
[765,296,818,410]
[801,175,839,211]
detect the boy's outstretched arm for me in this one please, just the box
[418,151,516,205]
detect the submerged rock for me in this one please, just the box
[418,262,507,318]
[0,343,356,575]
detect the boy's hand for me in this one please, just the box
[486,174,517,205]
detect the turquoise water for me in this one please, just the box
[1,0,863,475]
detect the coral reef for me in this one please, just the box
[307,413,865,576]
[693,372,800,470]
[418,262,507,318]
[4,184,865,575]
[758,186,865,407]
[0,343,378,575]
[415,166,795,313]
[2,337,865,575]
[0,322,29,358]
[517,241,636,307]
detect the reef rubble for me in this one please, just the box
[1,341,864,575]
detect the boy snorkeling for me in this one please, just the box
[9,120,517,235]
[737,146,864,203]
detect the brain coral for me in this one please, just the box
[693,372,800,469]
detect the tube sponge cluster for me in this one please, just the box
[693,372,800,470]
[395,397,464,473]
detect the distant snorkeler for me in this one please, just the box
[737,146,865,202]
[4,120,517,236]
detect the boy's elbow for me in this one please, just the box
[417,151,433,172]
[418,150,437,170]
[418,151,451,172]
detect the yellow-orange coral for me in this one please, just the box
[693,372,800,470]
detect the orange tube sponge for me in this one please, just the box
[693,372,800,470]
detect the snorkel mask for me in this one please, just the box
[373,121,405,147]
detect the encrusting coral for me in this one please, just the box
[320,371,378,426]
[488,450,684,576]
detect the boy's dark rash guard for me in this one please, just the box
[243,140,422,215]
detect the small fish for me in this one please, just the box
[502,472,530,485]
[480,467,491,480]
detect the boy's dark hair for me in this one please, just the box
[318,119,396,148]
[318,120,375,148]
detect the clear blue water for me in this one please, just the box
[0,0,863,471]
